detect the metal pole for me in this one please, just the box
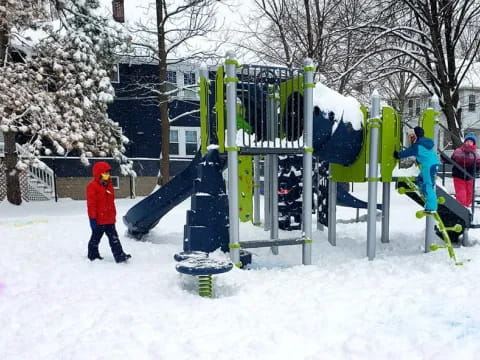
[425,216,434,253]
[268,90,279,255]
[271,155,279,255]
[463,229,470,247]
[302,58,314,265]
[381,182,390,243]
[253,155,261,225]
[327,171,337,246]
[426,94,440,252]
[225,51,240,266]
[367,90,381,260]
[431,95,440,152]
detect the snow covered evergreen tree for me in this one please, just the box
[0,0,132,205]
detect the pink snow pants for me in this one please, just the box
[453,177,474,207]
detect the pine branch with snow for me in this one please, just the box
[0,0,134,176]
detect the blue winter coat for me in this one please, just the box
[398,137,440,168]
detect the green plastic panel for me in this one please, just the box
[237,103,252,133]
[238,156,253,223]
[215,66,225,153]
[279,76,304,138]
[330,105,368,182]
[380,106,401,182]
[418,108,438,140]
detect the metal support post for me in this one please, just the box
[431,95,440,151]
[225,51,240,266]
[267,91,279,254]
[253,155,261,226]
[199,63,210,154]
[428,94,440,250]
[462,229,470,247]
[270,154,279,255]
[425,216,434,253]
[302,59,314,265]
[367,90,381,260]
[327,172,337,246]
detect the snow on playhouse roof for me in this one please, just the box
[312,82,364,133]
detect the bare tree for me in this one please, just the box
[124,1,219,185]
[238,0,340,69]
[352,0,480,146]
[237,0,383,96]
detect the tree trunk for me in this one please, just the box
[440,87,462,148]
[156,0,170,186]
[303,0,314,59]
[4,131,22,205]
[0,28,7,66]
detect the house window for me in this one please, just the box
[167,71,177,85]
[169,127,199,157]
[408,99,414,116]
[170,130,179,155]
[185,130,198,155]
[110,64,119,83]
[415,98,421,115]
[111,176,120,189]
[184,72,196,85]
[112,0,125,23]
[469,94,476,112]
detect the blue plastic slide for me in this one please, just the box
[123,150,203,238]
[336,183,382,210]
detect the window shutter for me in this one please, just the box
[112,0,125,23]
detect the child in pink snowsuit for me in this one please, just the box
[451,133,480,207]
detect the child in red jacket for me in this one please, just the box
[86,161,131,263]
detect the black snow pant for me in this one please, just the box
[88,224,125,260]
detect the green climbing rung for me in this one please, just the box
[398,187,416,195]
[399,175,462,264]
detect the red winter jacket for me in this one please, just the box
[86,162,116,225]
[451,144,480,180]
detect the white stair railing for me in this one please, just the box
[16,144,55,200]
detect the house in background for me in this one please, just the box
[388,62,480,150]
[0,58,202,201]
[44,57,201,200]
[0,1,205,201]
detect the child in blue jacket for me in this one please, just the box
[394,126,440,212]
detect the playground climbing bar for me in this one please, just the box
[225,51,241,266]
[367,90,381,260]
[302,59,314,265]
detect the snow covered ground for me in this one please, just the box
[2,183,480,359]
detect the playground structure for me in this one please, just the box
[123,51,476,267]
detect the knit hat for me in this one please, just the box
[414,126,424,138]
[465,132,477,145]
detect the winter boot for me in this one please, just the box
[114,253,131,263]
[88,246,104,261]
